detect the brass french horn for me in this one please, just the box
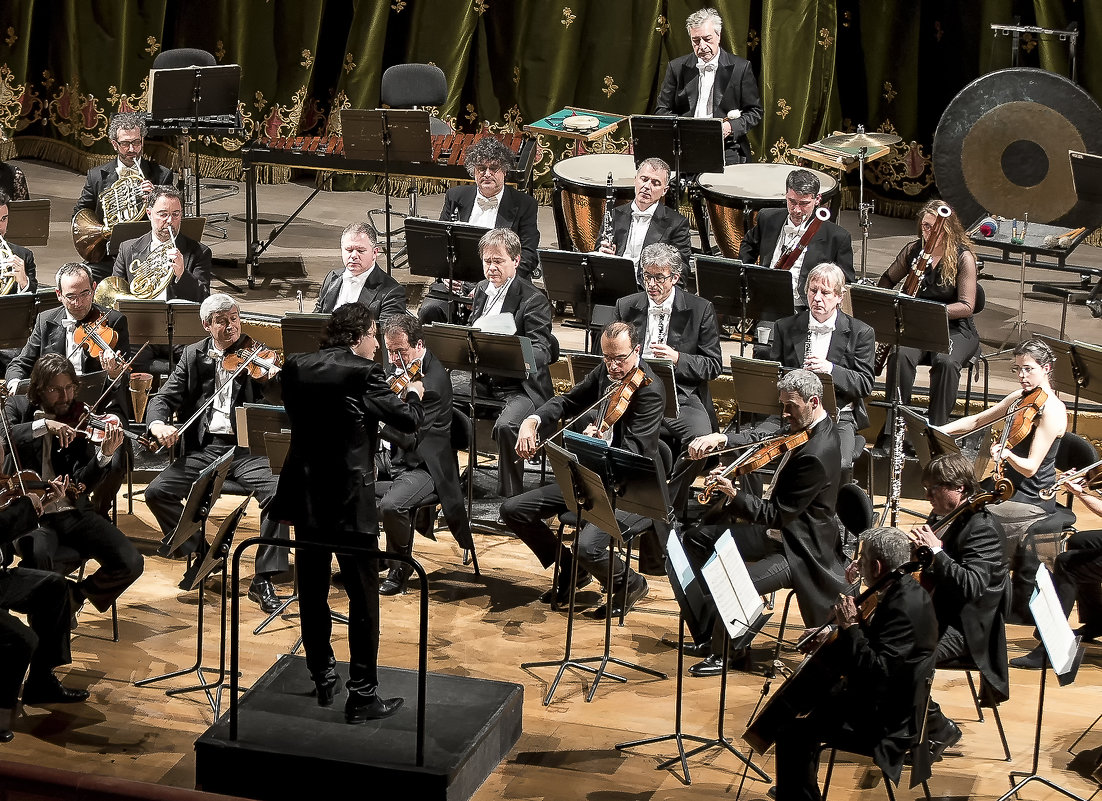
[72,166,149,262]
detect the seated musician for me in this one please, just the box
[616,242,721,510]
[375,314,471,596]
[1012,475,1102,668]
[3,354,144,625]
[0,190,36,293]
[6,263,130,518]
[773,526,938,801]
[418,137,539,326]
[451,228,558,498]
[114,185,211,303]
[73,112,173,282]
[690,262,875,482]
[502,321,663,615]
[0,488,91,740]
[877,200,979,428]
[596,159,691,277]
[682,369,850,675]
[939,338,1066,622]
[314,221,407,319]
[654,7,763,165]
[909,453,1009,759]
[143,293,289,612]
[739,169,853,308]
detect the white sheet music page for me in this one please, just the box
[471,313,516,334]
[714,529,766,628]
[702,555,745,639]
[1032,564,1079,676]
[666,529,695,594]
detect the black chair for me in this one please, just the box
[1021,432,1097,567]
[933,657,1011,761]
[963,284,989,416]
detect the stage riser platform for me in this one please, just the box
[195,655,522,801]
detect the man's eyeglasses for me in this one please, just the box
[61,289,92,303]
[44,383,77,397]
[602,352,633,366]
[642,273,674,285]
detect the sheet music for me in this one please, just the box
[700,530,765,639]
[1032,565,1079,676]
[472,312,517,335]
[702,556,746,639]
[666,529,695,593]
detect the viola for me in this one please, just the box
[697,428,811,504]
[992,385,1047,481]
[595,365,651,436]
[221,336,282,379]
[72,308,120,361]
[388,360,423,396]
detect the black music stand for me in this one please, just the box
[694,257,795,353]
[0,293,36,349]
[729,355,782,420]
[406,217,490,323]
[281,312,330,356]
[898,406,961,466]
[630,115,725,204]
[136,448,236,712]
[422,323,536,531]
[539,248,636,350]
[341,109,433,269]
[1069,340,1102,435]
[5,199,51,246]
[1034,335,1087,432]
[850,285,950,524]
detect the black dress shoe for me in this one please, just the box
[1010,644,1046,670]
[659,637,713,658]
[928,720,962,761]
[313,673,343,707]
[248,577,281,614]
[1074,625,1102,643]
[22,675,89,705]
[0,730,12,743]
[538,572,593,605]
[379,565,413,597]
[589,575,648,619]
[345,694,404,724]
[688,654,727,677]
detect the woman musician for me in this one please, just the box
[878,200,979,427]
[939,338,1067,622]
[500,321,664,615]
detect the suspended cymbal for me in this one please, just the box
[819,131,901,149]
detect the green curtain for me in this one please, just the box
[0,0,1099,216]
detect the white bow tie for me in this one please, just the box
[476,196,499,212]
[633,212,652,224]
[697,61,716,72]
[808,324,834,336]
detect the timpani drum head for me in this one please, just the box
[697,163,837,201]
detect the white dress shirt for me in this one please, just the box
[206,346,235,436]
[694,56,719,118]
[643,289,676,358]
[335,265,374,309]
[624,201,657,264]
[467,187,504,229]
[480,277,513,317]
[769,215,812,304]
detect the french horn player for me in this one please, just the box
[71,112,173,280]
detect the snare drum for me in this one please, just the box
[552,153,639,252]
[697,164,838,258]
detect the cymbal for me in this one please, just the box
[819,131,902,149]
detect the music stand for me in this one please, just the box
[898,406,961,467]
[630,115,725,204]
[341,109,433,269]
[730,356,782,418]
[850,285,950,524]
[281,312,330,356]
[405,217,490,323]
[136,448,236,711]
[539,248,635,350]
[5,199,51,246]
[168,300,207,344]
[0,293,36,348]
[695,257,795,353]
[1070,340,1102,432]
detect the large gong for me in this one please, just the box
[933,68,1102,227]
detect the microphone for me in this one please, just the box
[977,216,999,237]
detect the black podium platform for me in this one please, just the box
[195,654,523,801]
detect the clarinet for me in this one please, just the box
[804,334,813,367]
[885,401,906,526]
[598,171,614,249]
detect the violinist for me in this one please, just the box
[909,454,1009,759]
[143,293,288,612]
[939,338,1067,621]
[682,369,849,676]
[877,200,979,429]
[375,314,470,596]
[2,354,143,624]
[774,526,937,801]
[501,321,664,615]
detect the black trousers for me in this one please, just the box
[774,709,881,801]
[451,374,535,498]
[295,528,381,696]
[0,567,72,708]
[21,507,144,612]
[665,393,716,513]
[144,442,289,575]
[885,324,980,426]
[1054,529,1102,632]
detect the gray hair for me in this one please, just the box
[778,368,822,401]
[200,292,238,324]
[786,168,821,197]
[637,157,671,184]
[806,262,846,296]
[55,262,93,289]
[686,7,723,35]
[463,137,515,176]
[859,526,913,572]
[147,184,184,208]
[108,111,147,141]
[342,221,379,247]
[640,242,682,275]
[479,227,521,260]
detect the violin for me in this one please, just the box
[388,360,422,396]
[50,400,152,449]
[221,336,282,379]
[697,428,811,504]
[0,470,84,511]
[595,365,651,436]
[992,385,1047,481]
[72,308,120,361]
